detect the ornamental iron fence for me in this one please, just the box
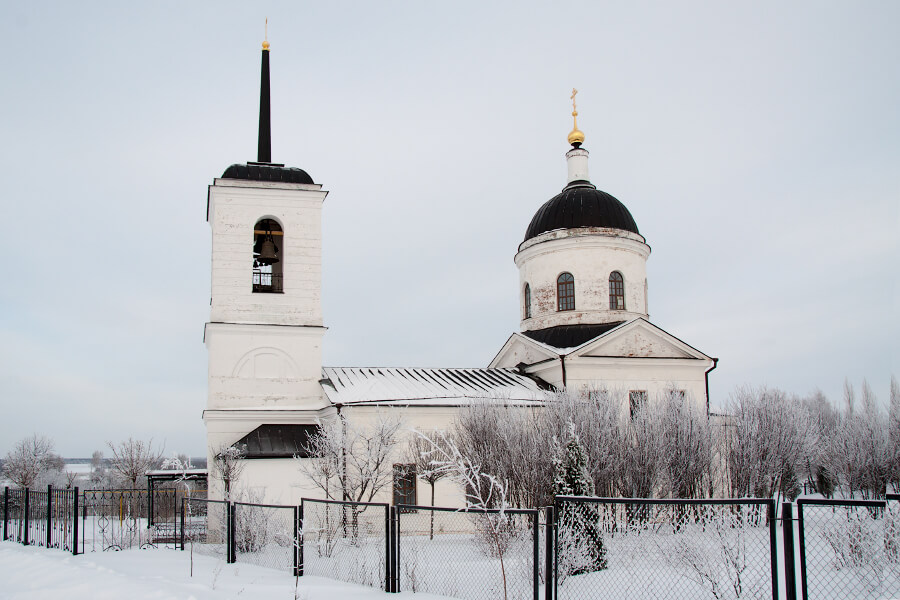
[2,486,78,554]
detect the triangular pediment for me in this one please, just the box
[573,319,710,360]
[489,333,559,369]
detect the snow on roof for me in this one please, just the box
[321,367,552,406]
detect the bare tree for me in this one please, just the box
[2,434,57,489]
[209,443,247,501]
[408,429,453,539]
[890,376,900,493]
[297,411,403,502]
[106,438,163,488]
[415,430,515,600]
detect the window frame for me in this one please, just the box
[609,271,625,310]
[524,283,531,319]
[557,272,575,312]
[393,463,417,507]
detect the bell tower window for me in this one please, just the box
[252,218,283,293]
[609,271,625,310]
[524,284,532,319]
[557,272,575,311]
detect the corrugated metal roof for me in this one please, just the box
[321,367,552,406]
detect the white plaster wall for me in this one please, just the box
[207,179,326,326]
[206,322,327,410]
[516,228,650,330]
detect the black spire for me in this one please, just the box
[257,42,272,163]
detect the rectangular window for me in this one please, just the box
[393,464,417,507]
[629,390,648,419]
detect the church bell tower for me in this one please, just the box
[203,35,329,497]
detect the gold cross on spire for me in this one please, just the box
[262,18,270,50]
[568,88,585,147]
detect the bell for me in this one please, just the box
[256,236,280,265]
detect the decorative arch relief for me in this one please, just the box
[232,347,300,380]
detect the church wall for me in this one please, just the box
[208,180,325,327]
[515,230,650,330]
[205,323,326,410]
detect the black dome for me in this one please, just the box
[524,183,639,242]
[222,163,314,184]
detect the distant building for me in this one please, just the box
[203,41,716,505]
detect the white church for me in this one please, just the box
[203,40,717,506]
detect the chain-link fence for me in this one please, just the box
[233,501,299,573]
[553,497,778,600]
[797,498,900,600]
[300,498,389,590]
[181,497,229,563]
[396,505,540,600]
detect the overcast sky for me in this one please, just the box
[1,2,897,458]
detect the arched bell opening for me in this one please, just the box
[252,218,283,293]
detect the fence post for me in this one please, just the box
[386,505,395,593]
[293,505,299,577]
[227,502,236,564]
[532,509,539,600]
[767,500,779,600]
[797,502,809,600]
[3,487,8,541]
[23,488,30,546]
[782,502,796,600]
[46,485,53,548]
[545,505,555,600]
[298,500,304,576]
[72,487,79,555]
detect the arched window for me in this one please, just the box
[609,271,625,310]
[524,284,531,319]
[557,272,575,311]
[252,218,283,293]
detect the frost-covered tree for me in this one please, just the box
[724,387,808,503]
[553,423,606,574]
[209,444,246,501]
[298,412,402,503]
[2,434,58,489]
[106,437,163,488]
[660,389,713,499]
[415,429,517,600]
[408,429,452,539]
[889,376,900,493]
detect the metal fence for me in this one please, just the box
[552,497,778,600]
[180,497,229,563]
[2,486,79,554]
[797,497,900,600]
[300,498,391,590]
[233,501,299,573]
[396,504,541,600]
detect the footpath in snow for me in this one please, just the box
[0,541,451,600]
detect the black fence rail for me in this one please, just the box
[300,498,390,590]
[396,504,540,600]
[797,497,900,600]
[233,501,299,573]
[2,486,78,554]
[551,497,778,600]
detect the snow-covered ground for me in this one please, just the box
[0,541,451,600]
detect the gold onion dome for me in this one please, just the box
[568,110,585,146]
